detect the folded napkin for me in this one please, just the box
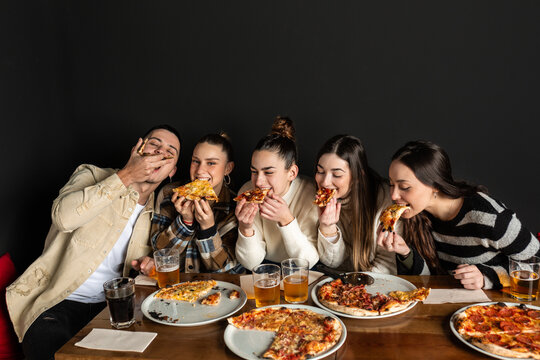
[240,271,324,299]
[134,274,157,286]
[423,288,491,304]
[75,328,157,352]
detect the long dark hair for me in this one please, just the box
[392,140,487,272]
[317,135,384,271]
[254,116,297,169]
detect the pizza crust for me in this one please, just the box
[471,338,540,359]
[319,298,379,317]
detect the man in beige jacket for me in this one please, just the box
[6,125,181,360]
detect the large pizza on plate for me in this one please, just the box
[452,302,540,359]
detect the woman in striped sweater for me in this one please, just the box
[378,140,538,289]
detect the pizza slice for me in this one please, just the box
[173,179,219,201]
[379,203,411,232]
[227,307,292,332]
[233,188,270,203]
[137,138,174,159]
[201,292,221,306]
[313,188,336,207]
[154,280,217,303]
[388,287,430,302]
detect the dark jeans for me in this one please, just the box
[22,299,106,360]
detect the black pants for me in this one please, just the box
[22,299,106,360]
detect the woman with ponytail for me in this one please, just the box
[378,140,538,289]
[151,133,243,273]
[235,116,319,270]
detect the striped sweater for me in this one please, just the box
[398,192,539,289]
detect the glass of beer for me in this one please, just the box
[252,264,281,307]
[281,258,309,303]
[154,248,180,288]
[509,256,540,301]
[103,277,135,329]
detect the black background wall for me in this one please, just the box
[1,1,538,272]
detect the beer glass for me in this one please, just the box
[509,256,540,301]
[281,258,309,303]
[154,248,180,288]
[103,277,135,329]
[252,264,280,307]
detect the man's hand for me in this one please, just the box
[235,198,259,237]
[117,138,174,187]
[259,191,294,227]
[131,256,155,277]
[453,264,484,289]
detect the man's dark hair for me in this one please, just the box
[142,124,182,145]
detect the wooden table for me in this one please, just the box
[56,273,540,360]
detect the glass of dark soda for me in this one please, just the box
[103,277,135,329]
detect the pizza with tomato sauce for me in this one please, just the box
[453,303,540,359]
[227,307,342,360]
[233,188,269,203]
[379,203,410,232]
[313,188,336,207]
[173,179,218,201]
[317,278,430,316]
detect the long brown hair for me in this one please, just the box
[316,135,384,271]
[392,140,488,273]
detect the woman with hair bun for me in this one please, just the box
[315,135,396,273]
[151,132,244,273]
[235,116,319,270]
[379,140,539,289]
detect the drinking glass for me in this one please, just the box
[103,277,135,329]
[281,258,309,303]
[509,256,540,301]
[252,264,281,307]
[154,248,180,288]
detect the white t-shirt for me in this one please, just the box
[67,203,145,303]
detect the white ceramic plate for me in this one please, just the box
[450,302,540,360]
[311,272,419,319]
[223,304,347,360]
[141,280,247,326]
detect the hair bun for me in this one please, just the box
[270,116,295,141]
[219,131,232,143]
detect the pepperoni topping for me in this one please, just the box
[474,324,491,333]
[516,335,533,345]
[514,316,531,324]
[498,308,514,317]
[500,322,520,334]
[485,308,498,317]
[527,310,540,319]
[485,334,502,343]
[469,315,484,323]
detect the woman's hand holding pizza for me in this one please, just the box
[235,198,259,237]
[376,226,410,256]
[118,138,174,186]
[193,199,215,230]
[318,197,341,237]
[172,192,194,224]
[453,264,484,289]
[259,190,294,227]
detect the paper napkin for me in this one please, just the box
[423,288,491,304]
[134,274,157,286]
[75,328,157,352]
[240,270,324,299]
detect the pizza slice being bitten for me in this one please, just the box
[313,188,336,207]
[379,203,411,232]
[233,188,270,203]
[173,179,219,201]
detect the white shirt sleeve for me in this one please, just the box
[278,218,319,268]
[317,227,346,268]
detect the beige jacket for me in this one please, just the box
[6,164,154,341]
